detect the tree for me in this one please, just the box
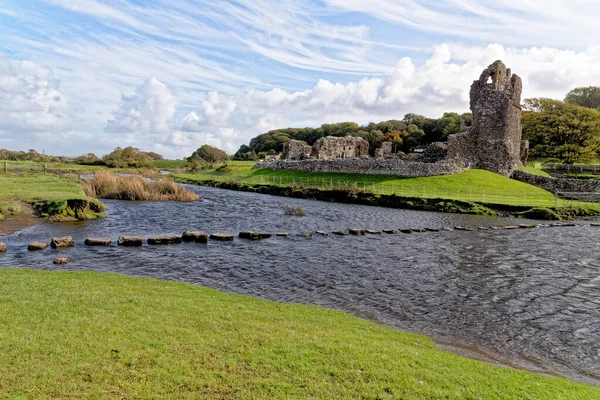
[564,86,600,110]
[102,147,155,168]
[429,112,463,142]
[188,145,229,167]
[522,98,600,164]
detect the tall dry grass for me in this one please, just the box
[84,170,200,202]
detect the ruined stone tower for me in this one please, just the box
[447,60,527,176]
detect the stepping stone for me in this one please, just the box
[383,229,397,234]
[590,223,600,227]
[366,230,381,234]
[518,224,536,229]
[454,226,472,231]
[562,223,577,227]
[276,232,288,237]
[85,238,112,246]
[442,227,453,231]
[315,231,329,236]
[51,236,75,248]
[332,231,346,236]
[53,257,69,265]
[239,231,272,240]
[425,228,440,232]
[0,243,5,253]
[297,232,313,238]
[477,226,490,230]
[412,228,427,233]
[117,236,143,246]
[489,226,503,230]
[502,226,519,230]
[148,235,183,245]
[182,231,208,243]
[349,229,365,235]
[400,229,412,234]
[210,233,234,241]
[28,242,48,251]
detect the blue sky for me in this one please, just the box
[0,0,599,158]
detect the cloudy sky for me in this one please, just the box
[1,0,599,158]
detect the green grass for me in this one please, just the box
[0,174,105,220]
[518,165,551,177]
[1,269,597,399]
[153,159,188,169]
[0,160,106,174]
[173,165,593,209]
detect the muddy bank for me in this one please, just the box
[0,203,38,236]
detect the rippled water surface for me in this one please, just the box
[1,186,599,385]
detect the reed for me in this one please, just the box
[84,170,200,202]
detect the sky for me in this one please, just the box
[0,0,599,158]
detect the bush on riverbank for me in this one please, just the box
[1,269,597,399]
[519,207,562,220]
[33,198,105,221]
[84,170,200,202]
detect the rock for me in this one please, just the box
[383,229,397,234]
[210,233,234,241]
[117,236,143,246]
[239,231,272,240]
[315,231,329,236]
[53,257,69,265]
[400,229,412,234]
[332,231,346,236]
[148,235,183,245]
[28,242,48,251]
[366,230,381,234]
[502,226,519,230]
[442,227,453,231]
[477,227,490,230]
[182,231,208,243]
[51,236,75,248]
[84,238,112,246]
[276,232,289,237]
[296,232,313,238]
[425,228,440,232]
[0,243,6,253]
[349,229,366,235]
[590,223,600,227]
[412,228,427,233]
[454,226,473,231]
[518,224,536,229]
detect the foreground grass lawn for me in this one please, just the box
[0,269,597,399]
[0,174,89,203]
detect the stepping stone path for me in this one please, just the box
[332,231,346,236]
[239,231,272,240]
[297,232,313,238]
[412,228,427,233]
[454,226,473,231]
[315,231,329,236]
[28,242,48,251]
[85,238,112,246]
[118,236,143,246]
[383,229,397,234]
[519,224,536,229]
[182,231,208,243]
[425,228,440,232]
[54,257,69,265]
[276,232,289,237]
[400,229,412,234]
[366,230,381,234]
[51,236,75,248]
[349,229,365,235]
[148,235,183,245]
[478,227,490,230]
[210,233,234,241]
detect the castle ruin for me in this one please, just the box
[256,61,527,178]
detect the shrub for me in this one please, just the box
[84,170,200,202]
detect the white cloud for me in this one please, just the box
[0,54,71,135]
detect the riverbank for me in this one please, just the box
[173,171,600,219]
[0,174,105,222]
[1,268,597,399]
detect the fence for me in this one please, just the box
[1,161,86,177]
[541,163,600,175]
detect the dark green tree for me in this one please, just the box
[564,86,600,110]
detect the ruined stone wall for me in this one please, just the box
[511,170,600,193]
[446,61,524,176]
[312,136,369,159]
[254,158,467,177]
[281,140,312,161]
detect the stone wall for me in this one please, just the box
[254,158,467,177]
[313,136,368,159]
[511,170,600,193]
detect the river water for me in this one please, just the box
[1,186,599,385]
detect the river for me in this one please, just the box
[1,185,599,385]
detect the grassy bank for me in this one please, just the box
[0,174,105,221]
[1,269,597,399]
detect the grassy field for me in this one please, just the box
[0,173,105,220]
[0,160,106,174]
[0,269,597,399]
[173,163,591,209]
